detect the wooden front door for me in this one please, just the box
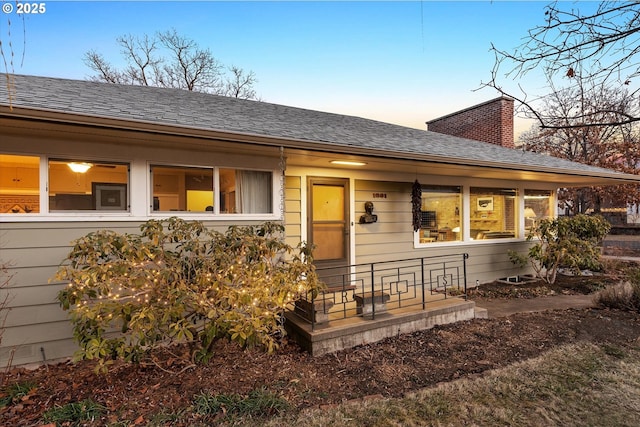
[308,177,350,284]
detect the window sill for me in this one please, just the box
[415,237,524,249]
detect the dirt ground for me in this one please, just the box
[2,270,640,426]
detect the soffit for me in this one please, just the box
[283,149,638,187]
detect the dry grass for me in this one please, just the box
[594,261,640,311]
[594,281,638,310]
[235,342,640,427]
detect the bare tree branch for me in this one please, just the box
[224,66,258,99]
[84,29,259,99]
[519,80,640,213]
[83,50,126,84]
[482,1,640,129]
[117,34,161,86]
[156,29,224,93]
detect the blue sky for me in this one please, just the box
[1,1,559,135]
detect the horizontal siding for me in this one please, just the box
[5,247,78,269]
[284,200,301,215]
[285,188,301,203]
[3,282,65,308]
[285,176,300,188]
[284,175,302,248]
[355,240,532,286]
[354,179,414,262]
[4,266,69,288]
[0,174,536,367]
[0,218,276,366]
[4,303,70,328]
[284,212,301,227]
[1,336,78,367]
[284,224,301,241]
[1,223,142,249]
[3,320,74,350]
[355,222,413,238]
[463,241,533,282]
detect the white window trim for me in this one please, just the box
[414,184,541,248]
[147,162,280,220]
[0,157,281,222]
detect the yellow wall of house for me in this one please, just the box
[284,176,302,249]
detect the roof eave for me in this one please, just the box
[2,105,639,185]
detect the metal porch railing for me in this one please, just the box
[291,253,469,330]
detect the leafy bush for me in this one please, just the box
[55,219,318,371]
[509,214,610,284]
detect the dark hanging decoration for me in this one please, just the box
[411,179,422,232]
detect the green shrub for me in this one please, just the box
[509,214,610,284]
[55,219,318,371]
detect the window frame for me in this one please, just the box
[0,154,281,222]
[524,189,555,234]
[416,185,463,245]
[414,183,547,247]
[149,162,279,219]
[469,186,519,241]
[47,158,131,213]
[149,163,216,215]
[0,153,41,215]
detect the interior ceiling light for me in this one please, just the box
[67,162,93,173]
[330,160,367,166]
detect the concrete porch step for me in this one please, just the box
[285,298,477,356]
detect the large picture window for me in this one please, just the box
[48,159,129,211]
[470,187,517,240]
[419,185,462,243]
[0,154,40,214]
[2,154,275,217]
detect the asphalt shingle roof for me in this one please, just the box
[0,74,635,179]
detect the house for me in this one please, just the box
[2,75,639,366]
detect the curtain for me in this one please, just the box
[236,170,272,213]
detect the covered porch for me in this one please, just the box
[285,253,486,356]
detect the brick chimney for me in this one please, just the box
[426,97,515,148]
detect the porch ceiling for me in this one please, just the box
[284,148,638,187]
